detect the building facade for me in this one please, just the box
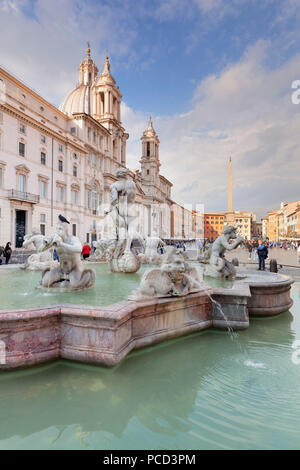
[0,48,195,248]
[264,200,300,240]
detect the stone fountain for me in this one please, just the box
[0,216,295,371]
[22,228,58,271]
[203,225,244,279]
[130,246,203,300]
[103,168,141,273]
[138,237,165,265]
[38,215,96,291]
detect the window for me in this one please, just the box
[41,152,46,165]
[146,142,150,157]
[19,123,26,134]
[73,165,77,177]
[59,144,63,152]
[18,174,26,192]
[72,190,78,205]
[93,131,96,143]
[19,142,25,157]
[41,135,46,144]
[57,186,64,202]
[86,233,90,243]
[92,154,97,167]
[40,224,45,235]
[87,189,91,209]
[71,127,76,134]
[72,224,76,236]
[0,168,2,188]
[58,160,63,172]
[92,184,98,210]
[73,153,77,160]
[40,214,46,223]
[40,106,44,112]
[40,181,47,198]
[87,128,91,139]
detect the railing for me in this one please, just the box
[7,189,40,204]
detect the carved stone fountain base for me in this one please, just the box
[0,272,294,370]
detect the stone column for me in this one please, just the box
[110,92,113,116]
[104,92,109,114]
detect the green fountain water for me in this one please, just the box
[0,263,231,310]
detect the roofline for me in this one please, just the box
[0,65,68,120]
[72,112,111,135]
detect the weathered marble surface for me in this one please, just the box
[39,216,95,291]
[239,272,294,317]
[129,247,202,300]
[0,291,212,369]
[22,229,58,271]
[138,237,165,265]
[0,271,294,370]
[103,169,141,273]
[204,225,244,279]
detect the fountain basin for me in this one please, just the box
[0,292,213,370]
[0,266,294,370]
[236,272,294,317]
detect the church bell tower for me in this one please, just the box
[140,116,160,186]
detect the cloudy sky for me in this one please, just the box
[1,0,300,218]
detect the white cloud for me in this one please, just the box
[124,40,300,218]
[1,0,299,219]
[0,0,137,106]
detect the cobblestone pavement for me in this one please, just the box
[226,246,300,280]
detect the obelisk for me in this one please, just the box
[226,157,235,225]
[228,156,233,212]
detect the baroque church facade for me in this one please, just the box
[0,47,195,248]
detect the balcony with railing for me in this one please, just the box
[7,190,40,204]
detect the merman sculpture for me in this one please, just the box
[22,228,58,271]
[104,168,141,273]
[204,225,244,279]
[91,237,115,261]
[38,215,95,291]
[129,246,203,300]
[138,237,165,265]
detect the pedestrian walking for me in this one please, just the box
[3,242,12,265]
[257,240,268,271]
[81,242,91,260]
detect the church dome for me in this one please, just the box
[59,45,97,116]
[59,84,92,116]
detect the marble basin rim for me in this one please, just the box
[0,270,294,370]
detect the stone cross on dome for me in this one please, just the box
[103,55,111,75]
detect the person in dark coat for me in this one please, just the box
[257,240,268,271]
[3,242,12,265]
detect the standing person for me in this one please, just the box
[257,240,268,271]
[297,244,300,264]
[53,248,59,262]
[247,241,253,260]
[3,242,12,265]
[81,242,91,260]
